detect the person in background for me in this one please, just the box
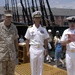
[54,30,64,67]
[0,10,18,75]
[46,29,53,62]
[19,35,25,43]
[25,10,49,75]
[61,16,75,75]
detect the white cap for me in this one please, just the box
[48,29,52,32]
[56,30,59,33]
[66,16,75,20]
[66,16,75,22]
[32,11,42,18]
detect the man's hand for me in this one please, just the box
[66,35,71,44]
[27,51,30,57]
[44,50,47,56]
[16,50,18,58]
[66,39,71,44]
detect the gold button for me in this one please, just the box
[37,45,40,48]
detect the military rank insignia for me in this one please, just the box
[40,30,44,34]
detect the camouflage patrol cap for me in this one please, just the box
[4,10,12,16]
[32,11,42,18]
[66,16,75,23]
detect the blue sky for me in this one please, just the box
[0,0,75,9]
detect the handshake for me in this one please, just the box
[68,34,75,42]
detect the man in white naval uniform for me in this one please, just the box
[25,11,49,75]
[61,16,75,75]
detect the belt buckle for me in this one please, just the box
[37,45,40,48]
[70,50,74,52]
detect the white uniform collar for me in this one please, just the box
[33,24,42,29]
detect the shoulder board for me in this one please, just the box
[28,25,33,28]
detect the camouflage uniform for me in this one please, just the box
[0,21,18,75]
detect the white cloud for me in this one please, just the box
[17,3,22,7]
[1,0,75,9]
[50,1,75,9]
[65,1,75,9]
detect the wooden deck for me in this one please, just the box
[15,63,67,75]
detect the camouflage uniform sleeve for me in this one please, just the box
[13,24,19,40]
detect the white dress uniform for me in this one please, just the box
[25,24,49,75]
[61,16,75,75]
[61,28,75,75]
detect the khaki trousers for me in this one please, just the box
[0,59,16,75]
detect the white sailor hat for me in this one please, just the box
[32,11,42,18]
[4,10,12,16]
[66,16,75,22]
[48,29,52,32]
